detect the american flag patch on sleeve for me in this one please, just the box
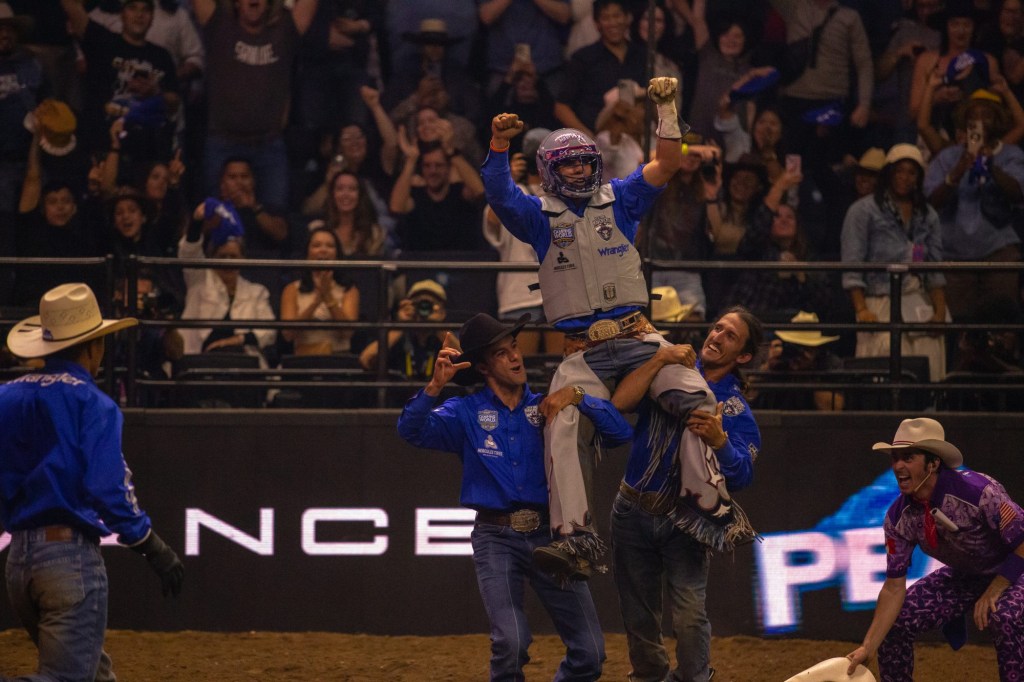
[999,502,1018,531]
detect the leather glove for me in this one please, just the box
[131,530,184,597]
[647,77,687,139]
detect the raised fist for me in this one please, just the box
[648,77,678,104]
[491,113,524,141]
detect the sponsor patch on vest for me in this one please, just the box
[593,215,613,241]
[554,251,576,272]
[484,434,498,450]
[524,405,543,427]
[597,244,630,257]
[551,224,575,248]
[602,283,617,302]
[477,410,499,431]
[722,395,746,417]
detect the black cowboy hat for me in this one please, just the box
[452,312,530,386]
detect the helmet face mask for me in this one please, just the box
[537,129,603,199]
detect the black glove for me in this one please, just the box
[131,530,184,597]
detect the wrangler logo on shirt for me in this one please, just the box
[10,373,85,388]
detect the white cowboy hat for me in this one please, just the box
[871,417,963,469]
[651,286,695,323]
[775,311,839,347]
[7,283,137,359]
[783,657,876,682]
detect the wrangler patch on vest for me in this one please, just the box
[593,215,613,241]
[551,224,575,248]
[603,283,617,301]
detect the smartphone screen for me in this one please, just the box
[785,154,802,175]
[967,120,984,154]
[618,80,635,106]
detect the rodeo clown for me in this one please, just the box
[846,418,1024,681]
[397,313,633,681]
[481,77,758,580]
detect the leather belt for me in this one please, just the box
[476,509,547,533]
[563,312,656,355]
[43,525,75,542]
[619,481,676,516]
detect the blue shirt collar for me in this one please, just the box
[42,358,95,383]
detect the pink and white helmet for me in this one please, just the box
[536,128,603,199]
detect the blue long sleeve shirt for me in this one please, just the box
[480,148,665,332]
[397,385,632,511]
[0,359,152,544]
[625,363,758,494]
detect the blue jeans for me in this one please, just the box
[4,528,114,682]
[203,134,289,211]
[610,493,711,682]
[471,523,605,682]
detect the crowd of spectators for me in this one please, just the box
[1,0,1023,407]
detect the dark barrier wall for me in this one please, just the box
[1,411,1022,641]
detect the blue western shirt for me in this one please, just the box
[0,359,151,544]
[624,363,759,494]
[397,385,632,511]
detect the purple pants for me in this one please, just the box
[878,566,1024,682]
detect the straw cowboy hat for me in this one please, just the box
[872,417,964,469]
[7,283,137,359]
[650,286,695,323]
[783,657,876,682]
[452,312,530,386]
[856,147,886,173]
[775,311,839,347]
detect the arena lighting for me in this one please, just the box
[754,470,944,634]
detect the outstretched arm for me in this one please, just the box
[642,77,684,187]
[846,577,908,674]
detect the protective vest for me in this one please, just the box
[537,184,649,323]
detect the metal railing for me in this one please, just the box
[2,255,1022,410]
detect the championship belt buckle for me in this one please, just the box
[587,319,620,342]
[509,509,541,533]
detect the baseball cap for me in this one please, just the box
[407,279,447,302]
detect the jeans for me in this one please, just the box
[611,493,712,682]
[4,528,115,682]
[471,523,605,682]
[203,134,289,211]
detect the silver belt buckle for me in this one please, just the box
[587,319,621,342]
[509,509,541,533]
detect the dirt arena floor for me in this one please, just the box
[0,629,999,680]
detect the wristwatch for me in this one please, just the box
[570,385,585,406]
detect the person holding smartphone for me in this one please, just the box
[923,91,1024,324]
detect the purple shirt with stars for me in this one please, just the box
[884,466,1024,579]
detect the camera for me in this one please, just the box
[700,157,719,182]
[414,299,435,319]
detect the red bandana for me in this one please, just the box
[921,500,939,550]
